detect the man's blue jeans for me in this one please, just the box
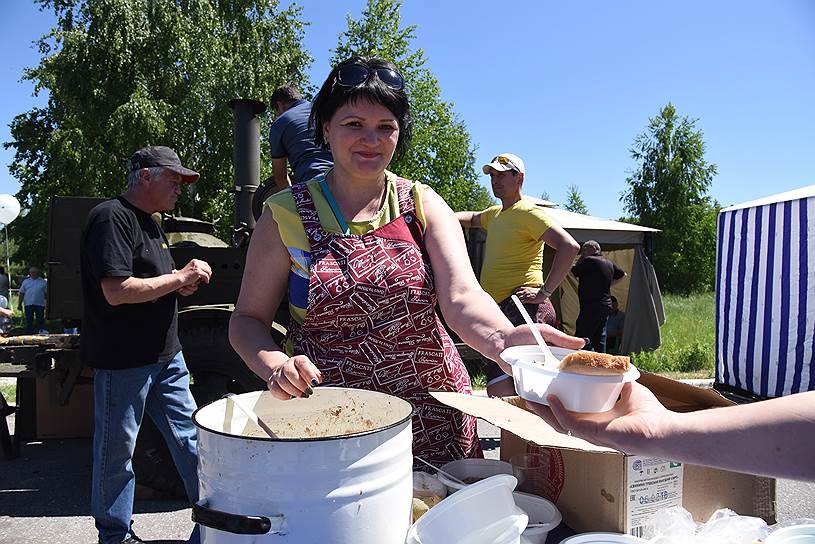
[24,304,45,334]
[91,352,199,544]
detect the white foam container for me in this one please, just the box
[766,524,815,543]
[458,514,529,544]
[500,346,640,413]
[514,491,561,544]
[405,474,526,544]
[436,458,514,494]
[559,533,647,543]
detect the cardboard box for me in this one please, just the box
[432,372,776,537]
[35,372,94,439]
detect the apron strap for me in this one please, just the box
[291,181,326,250]
[395,177,416,217]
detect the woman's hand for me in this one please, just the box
[267,354,323,400]
[492,324,585,374]
[527,382,671,452]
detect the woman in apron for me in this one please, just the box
[230,56,586,466]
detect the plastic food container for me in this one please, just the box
[514,491,561,544]
[500,346,640,413]
[765,524,815,543]
[437,458,514,494]
[413,471,447,507]
[405,474,527,544]
[510,452,553,495]
[559,533,647,543]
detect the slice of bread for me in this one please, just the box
[558,350,630,376]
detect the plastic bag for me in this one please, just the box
[643,507,769,543]
[642,506,696,543]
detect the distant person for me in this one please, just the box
[0,266,9,301]
[605,295,626,354]
[571,240,626,352]
[269,85,334,188]
[456,153,580,396]
[18,266,47,334]
[529,382,815,482]
[81,145,209,544]
[0,294,13,336]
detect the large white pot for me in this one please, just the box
[192,387,414,543]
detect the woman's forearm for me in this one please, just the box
[637,392,815,480]
[444,287,514,364]
[228,312,289,383]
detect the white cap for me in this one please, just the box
[482,153,525,175]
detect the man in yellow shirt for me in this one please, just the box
[457,153,580,396]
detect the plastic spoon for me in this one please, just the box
[224,393,278,438]
[510,294,560,369]
[415,456,468,487]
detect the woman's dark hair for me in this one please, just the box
[310,56,412,161]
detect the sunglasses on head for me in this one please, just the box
[336,63,405,91]
[492,155,520,173]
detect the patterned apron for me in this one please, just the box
[287,178,482,466]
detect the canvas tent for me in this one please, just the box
[715,185,815,400]
[464,199,664,354]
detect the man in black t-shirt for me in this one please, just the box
[571,240,626,353]
[81,146,211,544]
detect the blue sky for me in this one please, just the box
[1,0,813,220]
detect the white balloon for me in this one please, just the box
[0,194,20,225]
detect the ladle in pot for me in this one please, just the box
[224,393,278,438]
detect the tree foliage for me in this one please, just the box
[622,103,719,294]
[6,0,312,266]
[564,184,588,214]
[7,0,491,267]
[331,0,492,212]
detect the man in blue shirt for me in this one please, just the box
[269,86,333,188]
[18,266,47,334]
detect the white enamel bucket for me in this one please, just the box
[192,387,414,543]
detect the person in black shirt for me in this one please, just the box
[571,240,626,353]
[81,146,211,544]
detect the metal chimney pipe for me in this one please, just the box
[228,99,267,246]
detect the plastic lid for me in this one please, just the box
[559,533,647,543]
[766,524,815,543]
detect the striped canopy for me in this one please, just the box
[716,185,815,399]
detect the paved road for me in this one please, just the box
[0,438,193,544]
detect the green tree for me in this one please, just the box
[564,184,588,214]
[331,0,492,211]
[540,190,551,201]
[6,0,312,266]
[622,103,719,294]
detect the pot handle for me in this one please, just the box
[192,499,287,535]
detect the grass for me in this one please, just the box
[631,291,716,378]
[0,383,15,404]
[470,372,487,390]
